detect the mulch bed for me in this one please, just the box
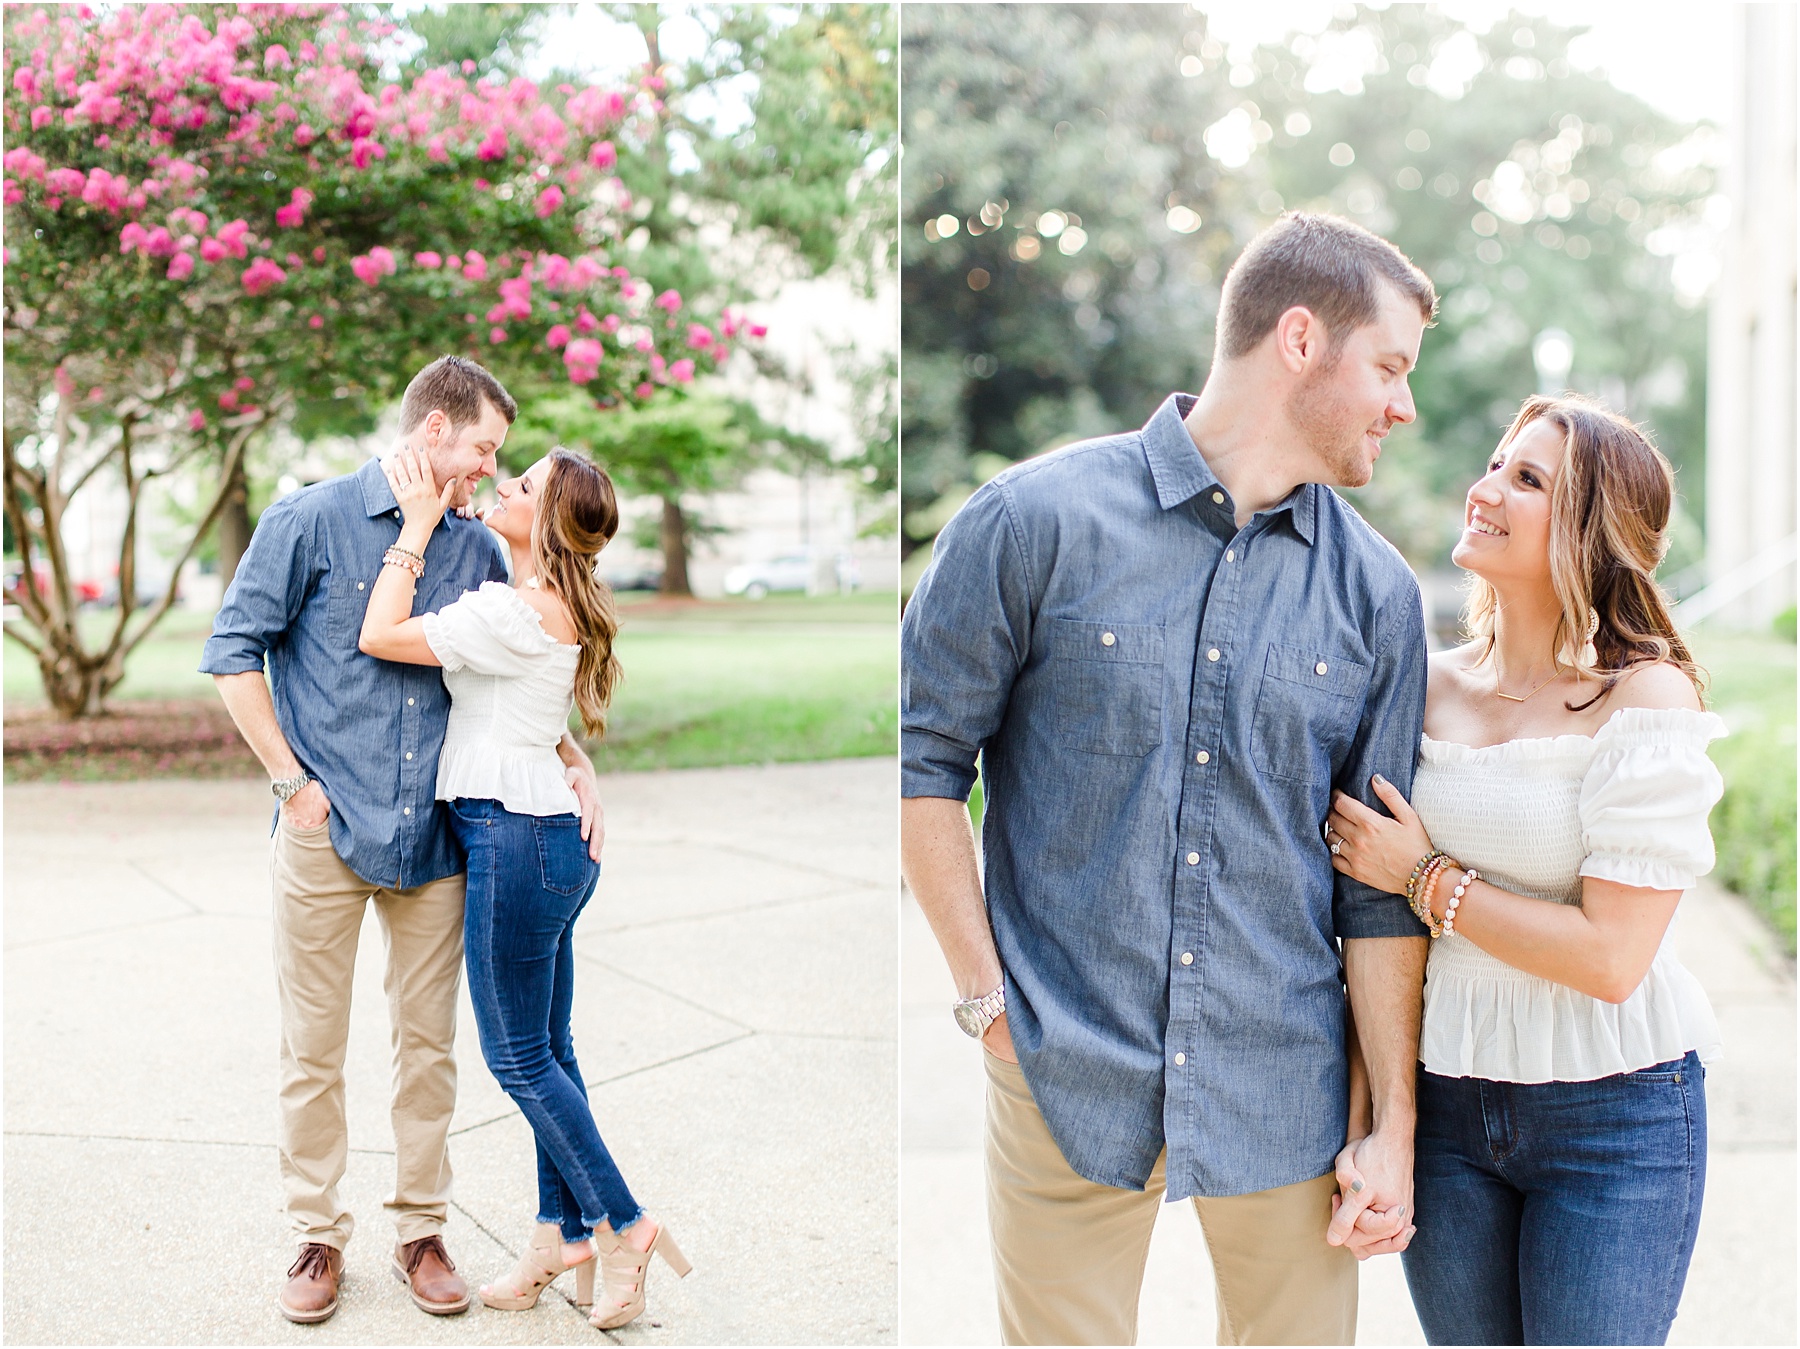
[4,699,262,781]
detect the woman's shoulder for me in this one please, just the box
[514,583,579,647]
[1426,643,1482,695]
[1598,660,1704,715]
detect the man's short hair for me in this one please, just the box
[398,355,519,434]
[1215,213,1437,362]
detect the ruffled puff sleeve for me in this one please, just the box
[421,581,561,677]
[1578,706,1728,892]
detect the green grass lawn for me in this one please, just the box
[1693,629,1797,953]
[5,591,898,774]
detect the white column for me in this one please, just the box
[1706,2,1798,628]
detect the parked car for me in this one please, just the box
[600,564,664,592]
[723,552,816,600]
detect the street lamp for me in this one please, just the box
[1532,327,1574,396]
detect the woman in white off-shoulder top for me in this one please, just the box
[361,445,689,1334]
[1326,396,1722,1347]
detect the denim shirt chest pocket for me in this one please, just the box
[1044,618,1166,756]
[326,565,464,648]
[1250,643,1371,784]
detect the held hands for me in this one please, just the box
[385,445,455,533]
[1328,1130,1416,1259]
[1326,776,1434,895]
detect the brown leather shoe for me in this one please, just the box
[392,1234,471,1315]
[279,1243,343,1324]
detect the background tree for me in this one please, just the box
[516,2,898,589]
[508,387,819,595]
[399,3,896,593]
[900,4,1715,579]
[3,2,736,716]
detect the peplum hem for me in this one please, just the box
[1420,937,1722,1083]
[435,740,578,817]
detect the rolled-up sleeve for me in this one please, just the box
[198,499,313,674]
[900,483,1035,802]
[1332,579,1429,938]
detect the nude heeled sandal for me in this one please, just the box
[588,1218,691,1331]
[480,1222,596,1310]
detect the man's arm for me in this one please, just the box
[213,671,331,830]
[200,499,329,827]
[899,482,1034,1058]
[1326,579,1430,1256]
[1330,935,1426,1255]
[901,795,1014,1060]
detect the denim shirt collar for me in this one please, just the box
[1143,393,1317,546]
[357,455,401,519]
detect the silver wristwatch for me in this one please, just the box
[953,983,1007,1038]
[271,772,311,803]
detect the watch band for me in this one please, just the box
[271,772,311,803]
[953,982,1007,1038]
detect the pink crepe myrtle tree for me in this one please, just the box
[2,3,756,716]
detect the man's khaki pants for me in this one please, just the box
[271,815,466,1251]
[985,1053,1357,1346]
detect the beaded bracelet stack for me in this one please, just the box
[1404,848,1476,940]
[382,545,424,580]
[1443,868,1480,937]
[1404,849,1445,934]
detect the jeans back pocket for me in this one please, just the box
[532,815,597,896]
[1045,618,1166,757]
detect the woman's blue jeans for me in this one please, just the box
[1402,1052,1707,1346]
[450,798,643,1243]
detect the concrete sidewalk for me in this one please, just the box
[5,759,898,1346]
[901,880,1796,1345]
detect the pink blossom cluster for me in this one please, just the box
[563,337,604,384]
[349,245,395,286]
[717,307,767,341]
[274,187,313,228]
[241,257,286,295]
[5,4,758,408]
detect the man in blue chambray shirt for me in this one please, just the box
[201,357,603,1326]
[902,215,1436,1346]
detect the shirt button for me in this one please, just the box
[1195,750,1210,765]
[1186,851,1200,865]
[1181,952,1194,965]
[1225,549,1235,562]
[1101,631,1116,647]
[1207,648,1221,662]
[357,581,366,590]
[407,697,415,706]
[1211,491,1224,504]
[1175,1052,1187,1066]
[402,806,412,816]
[1316,661,1329,675]
[405,752,414,761]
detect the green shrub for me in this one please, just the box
[1696,632,1797,954]
[1774,604,1797,644]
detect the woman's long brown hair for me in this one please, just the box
[532,448,623,737]
[1463,395,1705,712]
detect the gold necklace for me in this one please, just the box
[1492,656,1560,703]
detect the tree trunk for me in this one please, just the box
[216,449,252,591]
[658,495,692,596]
[36,643,121,721]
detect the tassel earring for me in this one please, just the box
[1579,607,1600,667]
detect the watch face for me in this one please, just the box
[953,1003,986,1038]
